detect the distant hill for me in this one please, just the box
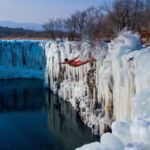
[0,26,51,39]
[0,23,69,39]
[0,21,43,31]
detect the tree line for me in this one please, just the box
[0,26,51,39]
[43,0,150,40]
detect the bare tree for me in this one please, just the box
[43,19,56,39]
[75,10,87,36]
[83,6,103,38]
[104,0,145,32]
[54,18,65,38]
[143,0,150,28]
[43,18,65,39]
[64,13,79,40]
[64,6,103,40]
[43,1,150,40]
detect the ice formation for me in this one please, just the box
[0,31,150,150]
[44,39,108,134]
[0,40,46,79]
[76,31,150,149]
[76,132,124,150]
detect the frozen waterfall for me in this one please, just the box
[0,31,150,150]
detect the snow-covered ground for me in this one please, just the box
[0,32,150,150]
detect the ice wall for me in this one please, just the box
[44,32,146,134]
[96,31,143,121]
[44,32,150,150]
[76,31,150,149]
[0,40,46,79]
[44,39,111,134]
[96,31,150,122]
[44,40,92,89]
[44,32,144,133]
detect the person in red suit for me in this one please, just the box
[59,55,96,67]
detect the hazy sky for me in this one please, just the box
[0,0,105,24]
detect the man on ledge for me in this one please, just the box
[59,55,96,67]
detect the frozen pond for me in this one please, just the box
[0,79,97,150]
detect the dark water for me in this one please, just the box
[0,79,96,150]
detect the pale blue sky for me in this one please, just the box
[0,0,108,24]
